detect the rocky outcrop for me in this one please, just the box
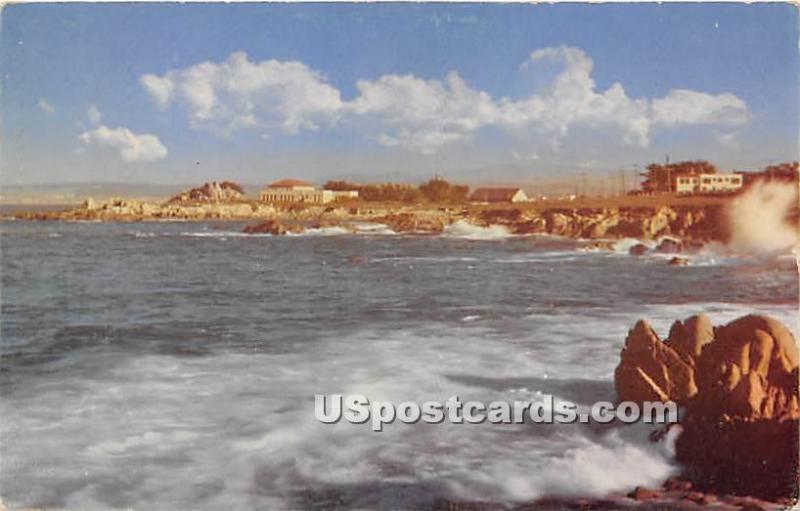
[615,320,698,404]
[668,256,689,266]
[168,181,245,203]
[12,195,732,250]
[628,244,649,256]
[242,220,304,235]
[615,314,799,501]
[13,196,269,221]
[372,213,446,233]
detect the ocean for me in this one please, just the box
[1,220,797,510]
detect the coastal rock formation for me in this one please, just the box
[628,244,649,256]
[242,220,304,235]
[656,238,683,254]
[169,181,245,203]
[373,213,446,233]
[615,314,799,501]
[668,256,689,266]
[614,320,697,404]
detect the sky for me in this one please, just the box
[1,3,798,187]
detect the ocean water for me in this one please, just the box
[1,221,797,510]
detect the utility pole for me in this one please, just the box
[620,168,627,196]
[665,154,671,194]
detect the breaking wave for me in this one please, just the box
[443,220,512,240]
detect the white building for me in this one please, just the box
[675,173,743,194]
[259,179,358,204]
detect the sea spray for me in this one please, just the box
[442,220,511,240]
[727,179,799,253]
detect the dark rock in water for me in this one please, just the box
[584,240,616,252]
[242,220,303,235]
[668,256,689,266]
[615,314,800,502]
[656,238,683,254]
[512,218,547,235]
[628,487,658,501]
[676,417,799,503]
[347,255,367,265]
[629,244,649,256]
[662,476,693,492]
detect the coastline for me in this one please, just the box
[3,195,732,245]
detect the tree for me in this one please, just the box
[418,177,469,203]
[323,180,359,191]
[640,160,717,193]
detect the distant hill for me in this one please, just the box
[0,182,193,205]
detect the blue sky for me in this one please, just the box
[2,3,798,186]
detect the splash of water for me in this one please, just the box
[443,220,511,240]
[727,180,799,254]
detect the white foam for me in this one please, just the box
[442,220,512,240]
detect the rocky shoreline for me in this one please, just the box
[8,193,731,245]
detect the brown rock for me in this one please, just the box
[627,486,658,501]
[663,476,693,492]
[656,238,683,254]
[675,315,799,501]
[668,256,689,266]
[692,315,799,421]
[242,220,303,235]
[373,213,445,234]
[629,243,649,256]
[614,320,697,405]
[617,314,799,501]
[665,314,714,366]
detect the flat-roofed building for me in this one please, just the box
[259,179,358,204]
[675,174,743,194]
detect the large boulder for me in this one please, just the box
[665,314,714,365]
[655,238,683,254]
[242,220,303,235]
[690,315,798,421]
[614,320,697,404]
[615,314,799,501]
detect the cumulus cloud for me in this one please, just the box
[139,47,751,153]
[349,71,497,153]
[139,51,342,137]
[651,89,749,127]
[79,125,168,162]
[496,46,652,146]
[37,98,55,114]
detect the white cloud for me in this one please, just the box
[140,51,342,137]
[37,98,55,114]
[651,89,749,127]
[87,105,103,125]
[496,46,652,146]
[349,71,496,153]
[79,125,167,162]
[138,47,751,154]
